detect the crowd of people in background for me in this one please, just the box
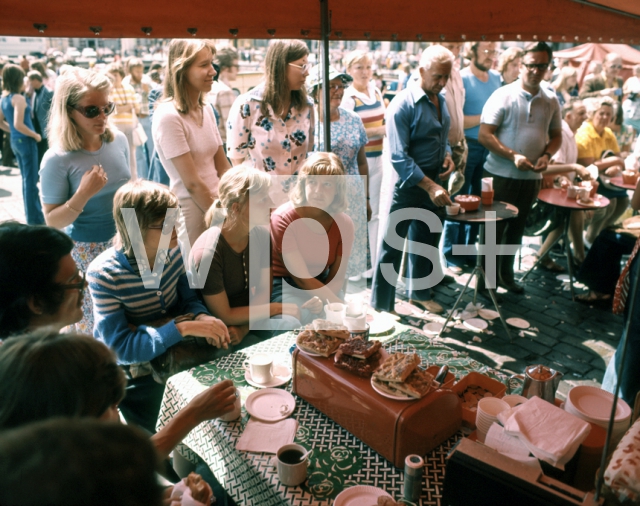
[2,38,640,504]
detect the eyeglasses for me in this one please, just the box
[609,64,623,69]
[523,63,550,72]
[481,50,500,57]
[72,102,116,119]
[61,270,86,299]
[289,62,312,72]
[329,83,346,91]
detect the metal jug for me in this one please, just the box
[511,365,563,403]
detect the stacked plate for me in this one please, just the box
[476,397,510,441]
[565,386,631,443]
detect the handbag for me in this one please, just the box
[133,122,148,147]
[148,313,223,383]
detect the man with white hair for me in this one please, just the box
[371,45,454,315]
[580,52,624,100]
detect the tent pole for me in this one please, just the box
[320,0,331,151]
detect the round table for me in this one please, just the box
[609,176,638,191]
[439,201,518,340]
[521,188,610,300]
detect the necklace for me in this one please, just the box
[88,140,104,168]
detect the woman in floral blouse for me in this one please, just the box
[226,39,314,205]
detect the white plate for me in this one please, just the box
[334,485,393,506]
[478,308,500,320]
[506,317,530,329]
[244,388,296,422]
[368,316,395,335]
[568,385,631,422]
[244,363,292,389]
[576,199,602,207]
[463,318,488,331]
[370,377,415,401]
[423,322,444,335]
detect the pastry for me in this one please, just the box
[338,337,381,359]
[296,329,340,357]
[334,350,382,377]
[391,369,434,398]
[312,319,350,340]
[373,352,420,383]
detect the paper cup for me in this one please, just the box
[481,177,493,192]
[324,303,346,325]
[220,388,242,421]
[567,186,579,199]
[446,204,460,216]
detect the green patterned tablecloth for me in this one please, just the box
[158,327,520,505]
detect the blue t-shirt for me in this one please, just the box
[40,131,131,242]
[1,93,35,140]
[461,68,502,140]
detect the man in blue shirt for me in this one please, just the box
[371,45,454,315]
[442,41,502,271]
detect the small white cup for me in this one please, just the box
[481,177,494,192]
[219,388,242,421]
[344,313,367,331]
[446,204,461,216]
[324,303,346,325]
[244,353,274,384]
[578,187,591,202]
[346,299,364,317]
[567,186,579,199]
[276,443,308,486]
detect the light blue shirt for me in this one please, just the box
[481,81,562,180]
[461,68,502,140]
[385,81,451,189]
[40,131,131,242]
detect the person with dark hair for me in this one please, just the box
[0,221,80,339]
[478,41,562,294]
[0,330,236,463]
[0,419,163,506]
[0,64,45,225]
[209,46,239,147]
[27,70,53,166]
[226,39,314,205]
[441,41,501,272]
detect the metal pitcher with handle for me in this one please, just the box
[510,365,563,403]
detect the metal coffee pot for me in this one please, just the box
[511,365,563,403]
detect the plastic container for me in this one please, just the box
[451,372,507,428]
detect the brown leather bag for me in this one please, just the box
[147,314,222,384]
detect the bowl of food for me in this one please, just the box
[454,194,481,212]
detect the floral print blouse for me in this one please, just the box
[226,84,314,177]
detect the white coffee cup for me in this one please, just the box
[219,388,242,421]
[244,353,274,384]
[567,186,579,199]
[344,313,367,331]
[445,203,460,216]
[276,443,308,486]
[324,303,346,325]
[346,298,364,316]
[578,187,591,202]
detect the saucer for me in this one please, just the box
[244,362,292,389]
[576,199,601,207]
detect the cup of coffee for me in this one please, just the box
[324,303,346,325]
[481,190,494,206]
[243,353,274,384]
[276,443,308,486]
[219,387,242,421]
[567,186,579,199]
[349,323,370,341]
[578,187,591,202]
[445,203,460,216]
[344,314,367,332]
[346,298,364,317]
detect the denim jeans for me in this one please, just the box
[11,137,44,225]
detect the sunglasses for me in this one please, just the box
[523,63,549,71]
[61,270,86,299]
[610,64,623,69]
[288,62,312,72]
[71,102,116,119]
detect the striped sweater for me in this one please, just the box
[342,81,385,158]
[87,246,209,366]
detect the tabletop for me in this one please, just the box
[158,325,520,506]
[609,176,638,191]
[537,188,610,211]
[444,201,518,225]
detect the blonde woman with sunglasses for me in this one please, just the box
[40,67,131,333]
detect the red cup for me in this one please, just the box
[590,180,599,198]
[481,190,494,206]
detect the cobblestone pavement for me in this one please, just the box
[1,163,622,397]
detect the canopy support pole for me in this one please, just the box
[320,0,331,151]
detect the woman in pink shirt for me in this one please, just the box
[152,39,231,244]
[270,152,354,324]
